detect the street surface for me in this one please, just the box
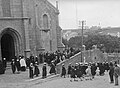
[30,72,120,88]
[0,64,120,88]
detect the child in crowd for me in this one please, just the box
[96,67,100,76]
[85,65,92,80]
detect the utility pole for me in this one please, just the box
[79,20,86,62]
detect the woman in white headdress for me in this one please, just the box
[85,65,92,80]
[20,56,27,71]
[34,61,40,77]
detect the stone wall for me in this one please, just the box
[0,19,25,55]
[56,52,82,74]
[56,49,105,74]
[103,53,120,63]
[0,0,63,60]
[26,0,61,54]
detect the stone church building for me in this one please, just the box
[0,0,64,61]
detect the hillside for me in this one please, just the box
[62,27,120,40]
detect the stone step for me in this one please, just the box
[6,62,11,69]
[25,74,59,82]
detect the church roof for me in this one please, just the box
[38,0,59,14]
[46,0,59,13]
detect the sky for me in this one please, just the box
[48,0,120,29]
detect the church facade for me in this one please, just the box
[0,0,64,61]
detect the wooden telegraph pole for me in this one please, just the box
[79,20,86,62]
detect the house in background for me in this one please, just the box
[62,27,120,40]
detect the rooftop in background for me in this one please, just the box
[62,27,120,40]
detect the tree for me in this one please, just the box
[67,34,120,53]
[62,38,68,47]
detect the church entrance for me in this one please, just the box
[0,28,22,62]
[1,34,15,61]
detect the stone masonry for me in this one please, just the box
[0,0,64,61]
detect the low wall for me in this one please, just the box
[56,49,105,74]
[56,52,82,74]
[103,53,120,63]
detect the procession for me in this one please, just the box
[0,0,120,88]
[0,48,120,87]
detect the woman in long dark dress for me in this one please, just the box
[67,63,72,77]
[91,63,97,79]
[61,64,66,78]
[16,59,21,73]
[34,62,40,77]
[70,66,76,81]
[11,59,16,74]
[2,58,7,69]
[0,60,5,74]
[76,65,83,81]
[49,62,56,75]
[29,63,34,78]
[42,63,47,78]
[26,58,30,67]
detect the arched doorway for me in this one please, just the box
[0,28,22,62]
[1,34,15,61]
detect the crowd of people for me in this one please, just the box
[0,54,56,79]
[60,61,120,86]
[0,47,80,75]
[39,48,80,65]
[0,47,120,86]
[61,62,109,80]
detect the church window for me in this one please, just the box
[43,14,49,29]
[50,40,52,51]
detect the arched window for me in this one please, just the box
[43,14,49,29]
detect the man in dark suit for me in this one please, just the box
[114,61,120,86]
[109,62,114,83]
